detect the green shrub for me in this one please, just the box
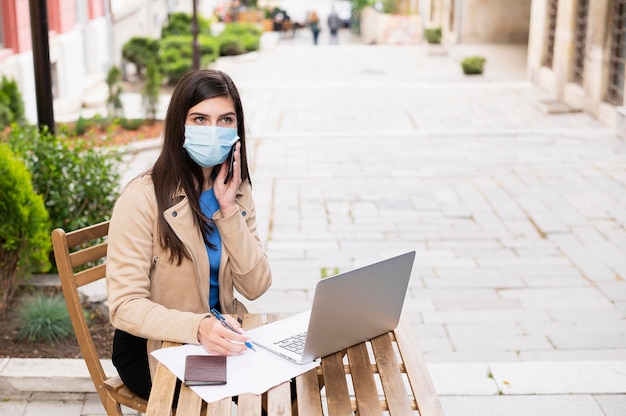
[159,35,219,85]
[220,22,263,38]
[14,292,73,344]
[198,35,221,63]
[381,0,404,14]
[122,37,161,79]
[119,117,143,130]
[424,27,442,44]
[461,56,486,75]
[74,115,91,135]
[0,144,51,315]
[143,62,162,121]
[219,37,247,56]
[106,66,124,118]
[0,76,25,126]
[3,125,121,262]
[160,36,194,85]
[219,24,262,52]
[162,11,211,37]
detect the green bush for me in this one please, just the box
[0,144,51,315]
[122,37,161,79]
[14,292,73,344]
[220,22,264,38]
[74,115,92,135]
[424,27,442,44]
[219,23,262,52]
[106,66,124,118]
[119,117,143,130]
[159,35,219,85]
[143,62,162,121]
[3,124,121,261]
[0,76,25,126]
[461,56,486,75]
[162,11,211,37]
[219,37,247,56]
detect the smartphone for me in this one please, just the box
[224,144,236,184]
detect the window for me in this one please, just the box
[543,0,558,68]
[607,0,626,105]
[572,0,589,85]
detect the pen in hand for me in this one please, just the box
[210,308,257,352]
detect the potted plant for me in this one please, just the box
[423,27,442,44]
[461,56,486,75]
[424,27,446,55]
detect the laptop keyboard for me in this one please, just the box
[275,332,307,355]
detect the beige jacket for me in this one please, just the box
[106,173,271,372]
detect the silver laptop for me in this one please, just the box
[246,251,416,364]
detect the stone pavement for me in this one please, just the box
[2,30,626,415]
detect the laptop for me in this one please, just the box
[246,251,416,364]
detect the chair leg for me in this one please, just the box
[100,389,124,416]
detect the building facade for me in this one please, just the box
[0,0,170,123]
[527,0,625,126]
[423,0,625,127]
[422,0,532,44]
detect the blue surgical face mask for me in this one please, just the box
[183,125,239,168]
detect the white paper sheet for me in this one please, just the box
[151,344,319,403]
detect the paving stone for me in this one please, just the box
[421,310,551,324]
[427,363,499,395]
[489,361,626,394]
[593,394,626,416]
[548,334,626,350]
[0,398,28,416]
[23,395,84,416]
[498,287,614,309]
[519,349,626,361]
[446,322,525,338]
[450,335,553,352]
[440,395,605,416]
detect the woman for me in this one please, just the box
[106,69,272,399]
[309,11,321,45]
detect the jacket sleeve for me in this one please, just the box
[213,181,272,300]
[106,178,207,344]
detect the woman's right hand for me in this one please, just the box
[197,315,250,355]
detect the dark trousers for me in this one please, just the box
[112,329,152,400]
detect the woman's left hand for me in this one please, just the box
[213,141,241,217]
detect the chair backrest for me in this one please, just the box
[51,221,147,416]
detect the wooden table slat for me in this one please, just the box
[321,351,353,415]
[371,333,415,414]
[176,384,203,415]
[206,397,231,415]
[295,368,324,416]
[394,316,445,416]
[347,343,381,415]
[236,393,262,414]
[266,381,293,415]
[145,341,180,416]
[241,313,264,330]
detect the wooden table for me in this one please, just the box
[145,313,443,415]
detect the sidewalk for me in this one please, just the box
[2,30,626,415]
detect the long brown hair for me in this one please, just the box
[151,69,251,265]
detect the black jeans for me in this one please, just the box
[112,329,152,400]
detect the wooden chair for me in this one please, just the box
[51,221,148,416]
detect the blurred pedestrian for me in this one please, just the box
[327,6,341,44]
[309,11,321,45]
